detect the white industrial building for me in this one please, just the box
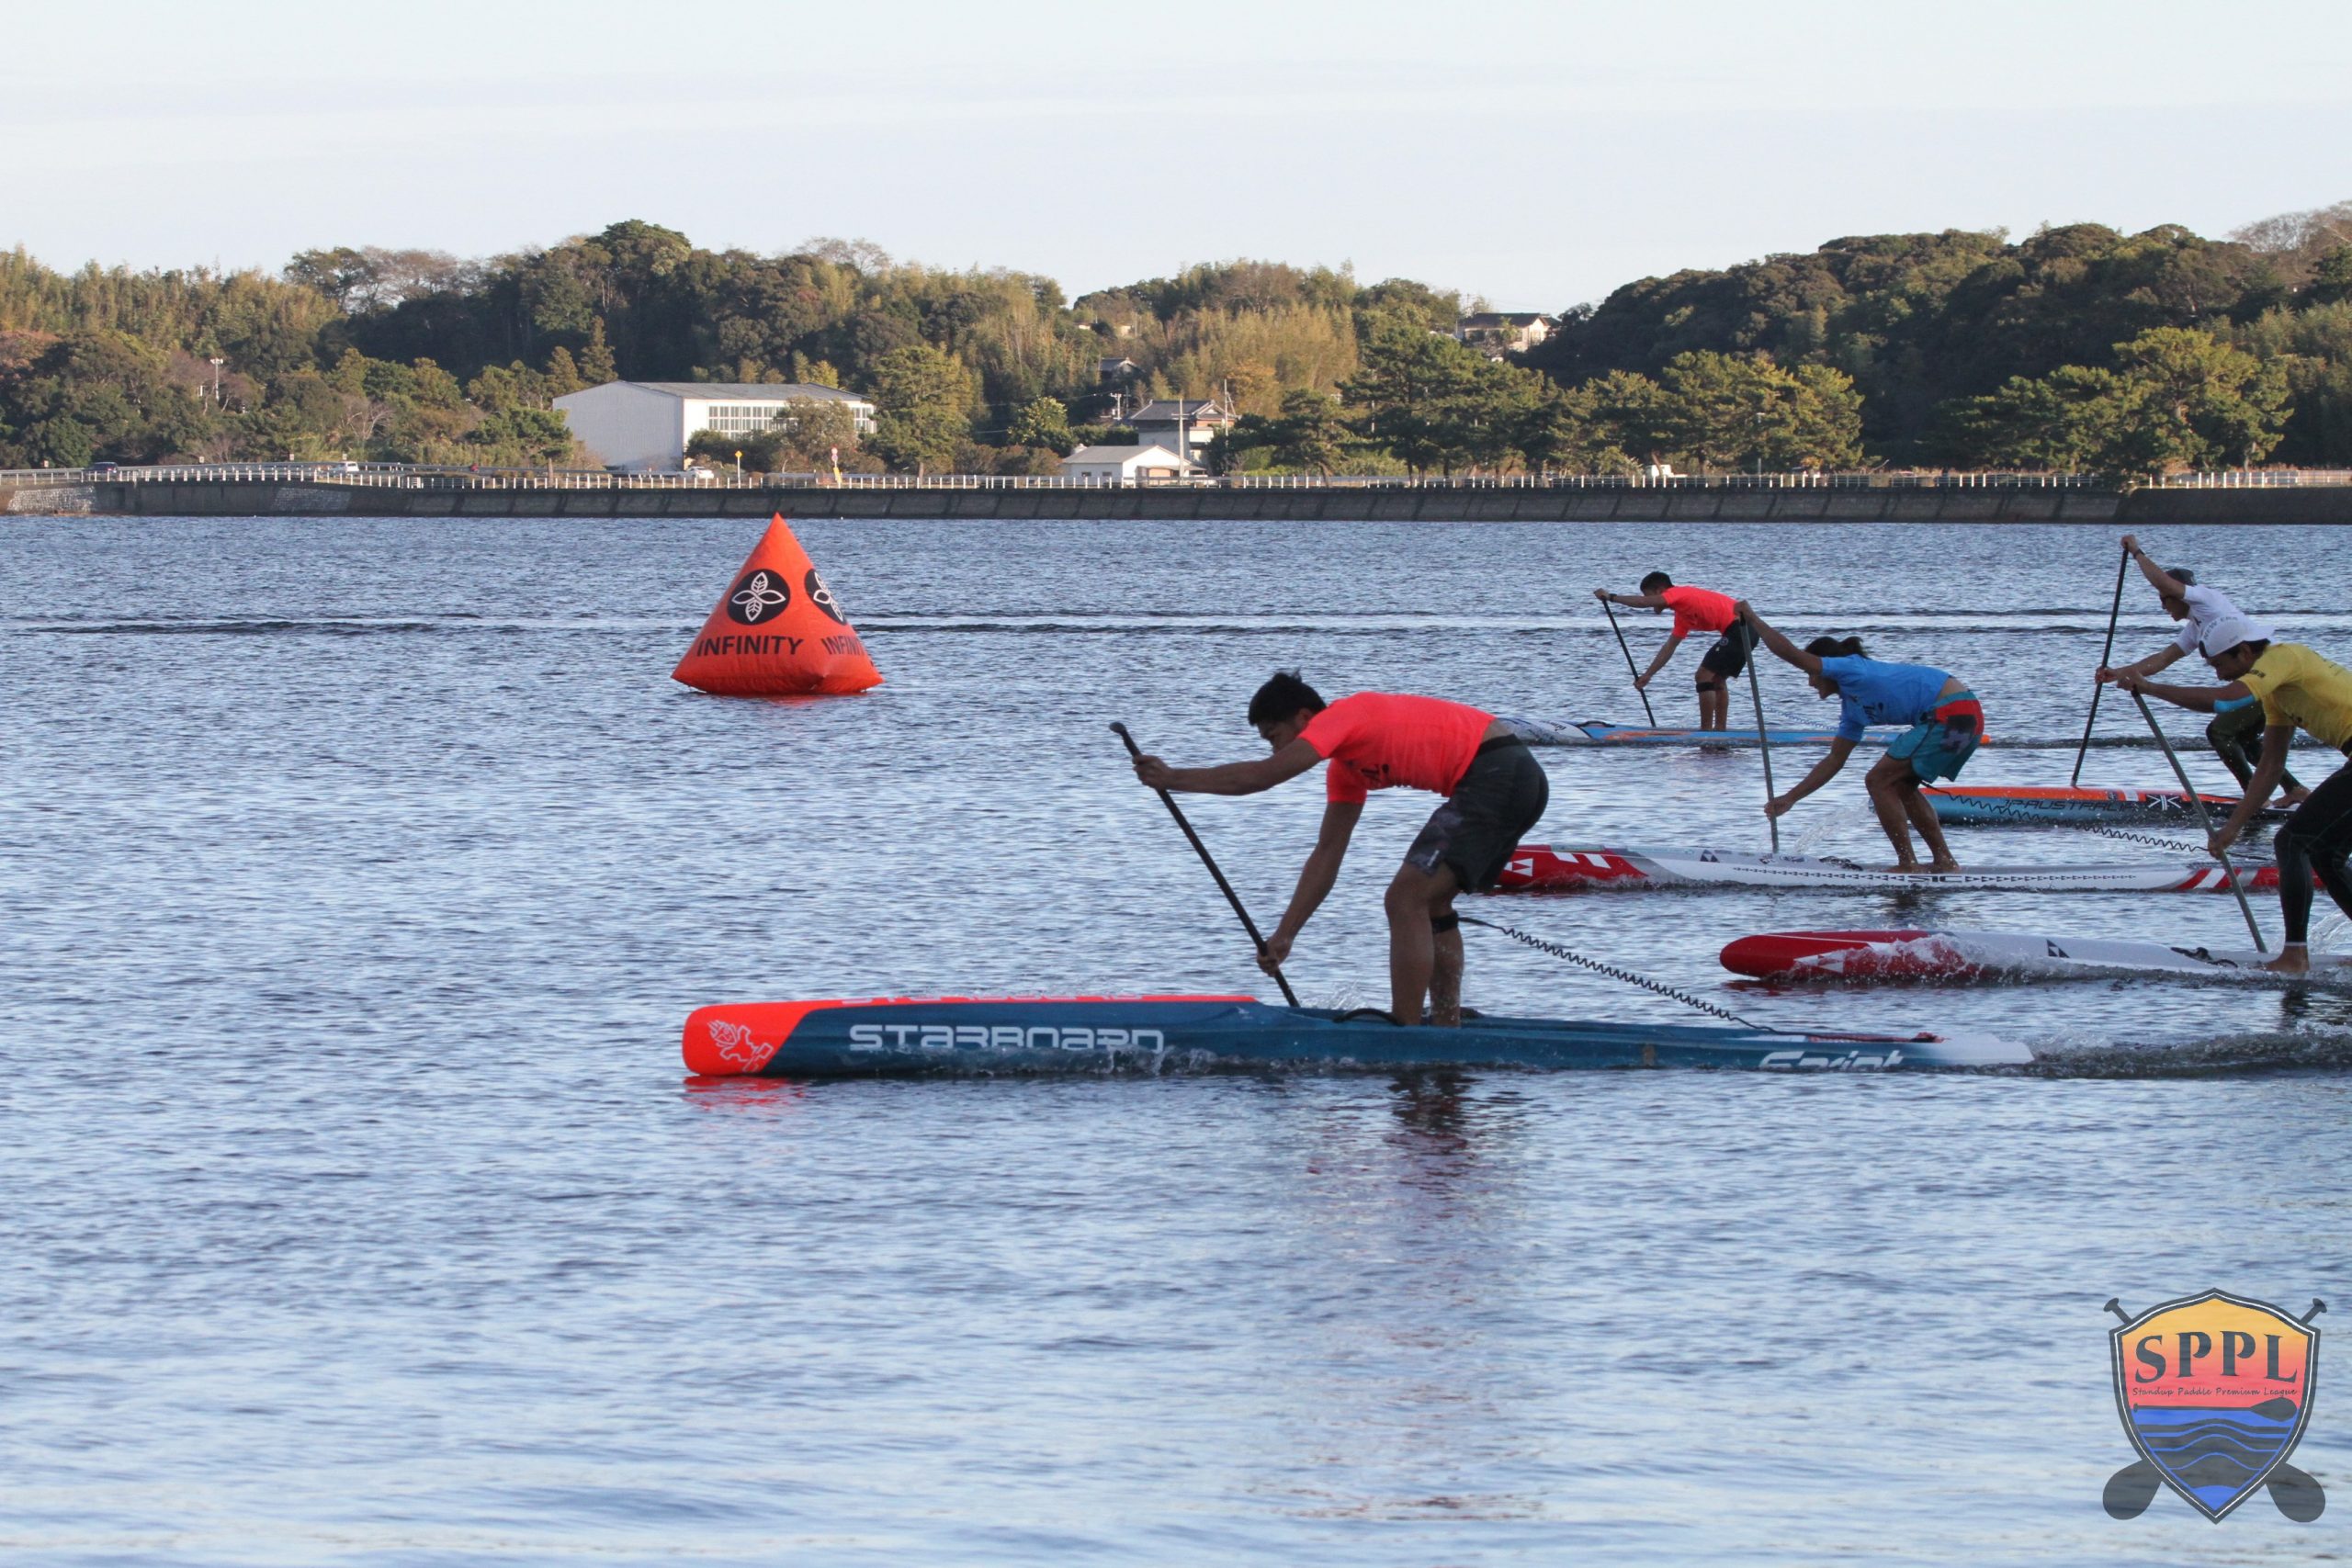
[553,381,878,471]
[1062,444,1201,484]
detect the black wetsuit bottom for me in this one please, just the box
[2275,757,2352,944]
[2209,703,2301,795]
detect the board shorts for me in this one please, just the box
[1696,622,1756,683]
[1404,737,1551,891]
[1886,692,1983,783]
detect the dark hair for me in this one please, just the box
[2234,638,2271,660]
[2165,567,2196,587]
[1249,670,1327,725]
[1804,635,1867,660]
[1639,570,1673,593]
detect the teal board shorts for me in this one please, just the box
[1885,692,1983,783]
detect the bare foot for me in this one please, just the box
[1929,857,1962,873]
[1885,861,1922,874]
[2265,946,2311,976]
[2282,789,2312,808]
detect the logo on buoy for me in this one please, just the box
[805,568,847,625]
[707,1019,778,1072]
[726,569,792,625]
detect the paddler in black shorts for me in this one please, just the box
[2119,616,2352,976]
[1594,573,1754,730]
[1131,671,1548,1027]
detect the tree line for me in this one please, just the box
[2,202,2347,479]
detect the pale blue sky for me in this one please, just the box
[8,0,2347,308]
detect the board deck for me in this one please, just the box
[1496,844,2302,894]
[1721,928,2352,987]
[680,995,2030,1076]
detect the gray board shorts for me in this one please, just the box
[1404,738,1551,892]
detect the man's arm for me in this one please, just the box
[1261,799,1363,968]
[1595,589,1669,610]
[1736,603,1823,676]
[2101,644,2187,682]
[1767,737,1858,816]
[1134,737,1324,795]
[2122,535,2188,599]
[2211,726,2293,854]
[1636,630,1688,685]
[2112,671,2252,713]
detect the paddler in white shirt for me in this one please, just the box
[2096,534,2308,807]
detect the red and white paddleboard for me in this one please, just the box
[1496,845,2303,895]
[1721,929,2352,985]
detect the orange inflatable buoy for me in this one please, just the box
[673,515,884,696]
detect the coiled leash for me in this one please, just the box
[1458,914,1762,1029]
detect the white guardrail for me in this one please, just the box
[0,462,2344,492]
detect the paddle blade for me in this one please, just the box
[2269,1461,2326,1522]
[2103,1459,2161,1519]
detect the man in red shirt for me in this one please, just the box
[1594,571,1753,729]
[1132,671,1549,1027]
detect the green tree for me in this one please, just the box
[1266,387,1351,473]
[578,318,617,384]
[1007,395,1076,455]
[869,344,976,473]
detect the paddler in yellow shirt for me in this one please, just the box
[2118,616,2352,975]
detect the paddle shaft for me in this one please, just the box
[2131,691,2266,952]
[1600,598,1658,725]
[1744,626,1779,852]
[2072,545,2131,785]
[1111,722,1301,1006]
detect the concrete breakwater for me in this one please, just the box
[5,479,2348,524]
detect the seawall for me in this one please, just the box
[4,479,2348,524]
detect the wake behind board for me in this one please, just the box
[1723,929,2352,987]
[1497,845,2305,895]
[681,995,2028,1077]
[1923,784,2284,826]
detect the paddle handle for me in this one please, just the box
[1112,722,1302,1006]
[1600,597,1658,725]
[1745,626,1779,852]
[2073,544,2131,785]
[2131,691,2266,952]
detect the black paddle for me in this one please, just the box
[1743,625,1780,852]
[2130,691,2266,953]
[1112,722,1300,1007]
[1598,594,1658,725]
[2072,544,2130,785]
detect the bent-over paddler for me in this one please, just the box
[1738,604,1984,872]
[2119,616,2352,976]
[1593,572,1755,730]
[1130,671,1549,1027]
[2096,533,2308,807]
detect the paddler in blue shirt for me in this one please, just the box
[1737,604,1984,872]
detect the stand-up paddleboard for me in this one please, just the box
[1498,718,2324,752]
[1496,845,2304,894]
[1923,784,2282,826]
[1722,929,2352,986]
[680,995,2030,1077]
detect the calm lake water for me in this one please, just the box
[2,515,2347,1564]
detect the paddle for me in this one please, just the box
[2072,544,2130,785]
[1744,625,1780,852]
[1111,721,1301,1007]
[1598,595,1658,725]
[2131,691,2266,952]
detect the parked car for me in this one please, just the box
[87,460,119,474]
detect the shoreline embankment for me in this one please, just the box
[5,480,2348,525]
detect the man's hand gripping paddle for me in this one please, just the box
[1112,722,1301,1007]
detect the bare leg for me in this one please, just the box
[1430,915,1465,1027]
[1697,679,1727,730]
[1863,754,1921,869]
[1385,862,1462,1025]
[1901,784,1960,870]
